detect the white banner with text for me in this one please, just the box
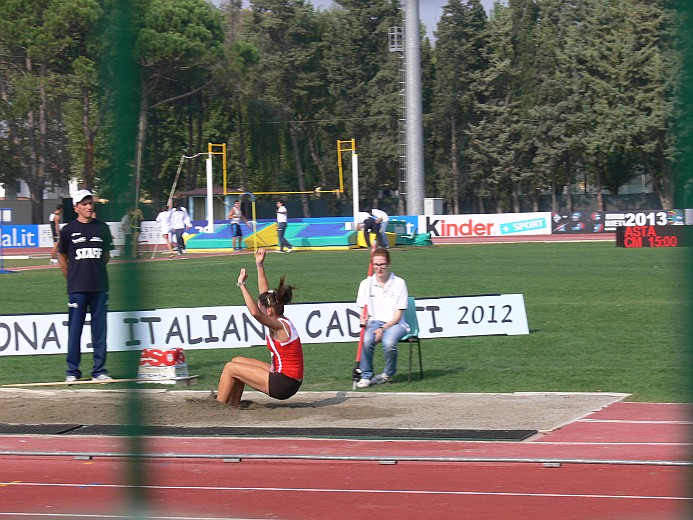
[0,295,529,357]
[419,213,551,238]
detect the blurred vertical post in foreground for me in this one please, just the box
[676,1,693,510]
[99,0,146,516]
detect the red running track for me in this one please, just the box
[0,401,690,520]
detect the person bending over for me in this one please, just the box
[216,248,303,407]
[365,207,390,248]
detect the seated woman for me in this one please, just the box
[216,248,303,408]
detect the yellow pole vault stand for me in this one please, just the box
[208,140,354,251]
[208,143,227,189]
[218,140,345,197]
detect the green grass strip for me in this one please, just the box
[1,242,687,402]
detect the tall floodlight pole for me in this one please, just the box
[404,0,425,215]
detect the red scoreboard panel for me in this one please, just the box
[616,225,692,248]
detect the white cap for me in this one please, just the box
[72,189,93,206]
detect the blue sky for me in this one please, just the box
[222,1,503,41]
[308,0,502,40]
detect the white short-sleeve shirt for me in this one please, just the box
[156,210,171,235]
[370,208,389,223]
[355,211,372,225]
[356,272,408,328]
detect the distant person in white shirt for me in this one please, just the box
[48,203,63,265]
[276,200,293,253]
[120,209,132,257]
[365,207,389,248]
[170,203,192,255]
[155,206,175,257]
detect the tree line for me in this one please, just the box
[0,0,687,223]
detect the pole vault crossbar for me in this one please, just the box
[0,451,689,467]
[248,190,342,195]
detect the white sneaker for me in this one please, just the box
[356,378,371,388]
[49,259,58,265]
[65,375,79,383]
[370,373,390,385]
[92,374,113,382]
[287,247,293,253]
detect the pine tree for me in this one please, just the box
[322,0,402,210]
[430,0,488,213]
[0,0,102,222]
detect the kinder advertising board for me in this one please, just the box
[0,295,529,357]
[421,213,551,238]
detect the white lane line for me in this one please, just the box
[579,419,692,425]
[0,481,689,501]
[528,440,691,447]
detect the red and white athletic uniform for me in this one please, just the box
[266,317,303,380]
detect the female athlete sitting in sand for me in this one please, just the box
[216,248,304,408]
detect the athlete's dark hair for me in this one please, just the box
[259,275,296,316]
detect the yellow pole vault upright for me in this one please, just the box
[337,139,358,225]
[208,143,227,182]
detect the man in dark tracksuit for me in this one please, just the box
[58,190,114,382]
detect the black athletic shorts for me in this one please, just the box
[268,372,302,400]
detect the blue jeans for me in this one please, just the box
[277,222,292,250]
[230,223,242,237]
[378,222,388,248]
[67,292,109,378]
[362,218,377,247]
[173,228,185,252]
[360,320,407,380]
